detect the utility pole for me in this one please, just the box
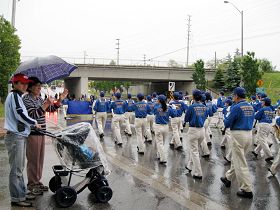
[214,51,217,69]
[11,0,17,27]
[143,54,146,66]
[116,39,120,65]
[186,15,191,67]
[83,51,87,64]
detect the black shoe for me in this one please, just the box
[144,135,148,140]
[99,133,104,139]
[185,166,192,173]
[128,133,132,137]
[137,147,144,154]
[117,142,123,146]
[193,175,202,180]
[146,139,152,144]
[180,129,184,133]
[220,177,231,188]
[209,134,212,139]
[254,143,257,147]
[159,160,167,164]
[202,154,210,158]
[252,151,258,158]
[207,142,212,146]
[11,201,33,207]
[180,137,183,141]
[169,143,175,148]
[221,145,226,150]
[236,190,253,199]
[175,145,183,151]
[269,144,273,148]
[224,156,231,163]
[268,168,275,176]
[265,157,274,163]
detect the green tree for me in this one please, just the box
[192,59,206,90]
[240,52,261,96]
[0,16,21,102]
[258,58,274,72]
[213,67,225,88]
[122,81,131,95]
[225,56,241,91]
[167,59,183,67]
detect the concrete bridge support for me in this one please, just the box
[64,77,88,99]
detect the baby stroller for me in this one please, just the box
[35,122,113,208]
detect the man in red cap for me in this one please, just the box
[4,73,39,207]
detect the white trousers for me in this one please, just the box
[204,118,212,143]
[96,112,107,135]
[124,112,134,134]
[254,123,273,158]
[154,124,168,162]
[135,118,147,152]
[225,130,252,192]
[112,114,125,144]
[270,147,280,174]
[187,127,205,177]
[221,129,232,160]
[145,115,154,141]
[170,117,183,147]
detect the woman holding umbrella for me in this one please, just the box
[22,77,68,194]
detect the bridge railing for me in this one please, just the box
[21,56,188,67]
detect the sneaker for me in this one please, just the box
[209,134,212,139]
[236,190,253,199]
[220,177,231,188]
[99,133,104,139]
[137,146,144,154]
[252,151,258,158]
[207,142,212,146]
[193,175,202,180]
[27,188,43,196]
[265,157,274,163]
[268,168,276,176]
[26,194,36,200]
[202,154,210,159]
[175,145,183,151]
[11,201,33,207]
[169,143,175,148]
[38,183,49,191]
[185,166,192,173]
[159,160,167,164]
[221,145,226,150]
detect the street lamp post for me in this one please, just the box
[224,1,243,57]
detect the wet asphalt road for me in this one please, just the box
[0,110,280,210]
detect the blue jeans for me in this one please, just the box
[5,133,27,202]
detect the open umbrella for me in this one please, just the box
[15,55,77,84]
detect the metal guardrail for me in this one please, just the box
[21,56,189,68]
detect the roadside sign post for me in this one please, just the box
[168,82,175,100]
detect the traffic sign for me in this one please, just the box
[257,80,264,87]
[168,82,175,91]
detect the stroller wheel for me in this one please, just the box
[49,176,62,193]
[95,186,113,203]
[55,186,77,208]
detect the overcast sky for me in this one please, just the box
[1,0,280,68]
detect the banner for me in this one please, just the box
[67,101,92,114]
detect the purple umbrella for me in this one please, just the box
[15,55,77,84]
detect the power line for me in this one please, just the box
[116,38,120,65]
[149,30,280,60]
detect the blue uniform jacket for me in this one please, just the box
[147,101,155,115]
[217,96,226,108]
[255,106,274,124]
[154,104,176,124]
[206,101,217,117]
[169,100,187,117]
[110,100,127,114]
[126,99,135,112]
[185,102,208,128]
[224,100,254,130]
[93,98,109,112]
[133,101,151,118]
